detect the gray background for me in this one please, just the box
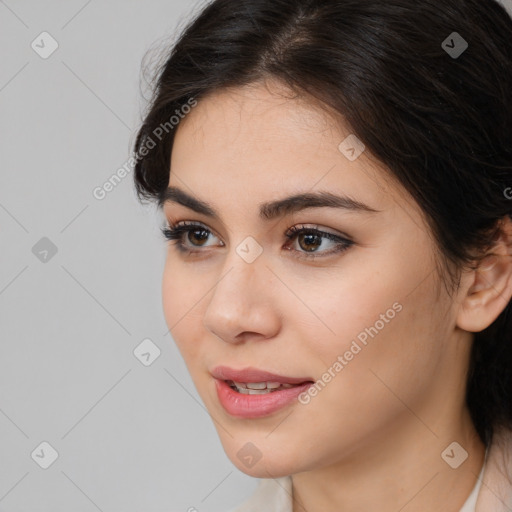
[0,1,511,511]
[0,1,257,511]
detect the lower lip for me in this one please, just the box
[214,379,314,418]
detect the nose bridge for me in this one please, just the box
[215,233,267,298]
[211,246,262,311]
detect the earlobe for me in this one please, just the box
[457,218,512,333]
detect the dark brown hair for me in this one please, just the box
[133,0,512,447]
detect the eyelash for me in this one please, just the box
[160,221,354,260]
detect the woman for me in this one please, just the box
[132,0,512,510]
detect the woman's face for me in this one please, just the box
[161,80,471,477]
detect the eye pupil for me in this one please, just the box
[299,233,321,252]
[189,229,209,245]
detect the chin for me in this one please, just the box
[231,454,296,478]
[218,436,304,478]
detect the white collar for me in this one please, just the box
[459,452,487,512]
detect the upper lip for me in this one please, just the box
[211,365,314,384]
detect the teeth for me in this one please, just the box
[228,380,300,393]
[246,382,267,390]
[239,388,273,395]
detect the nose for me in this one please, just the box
[202,251,281,344]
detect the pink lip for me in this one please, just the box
[211,366,314,418]
[211,365,313,385]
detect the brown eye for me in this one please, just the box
[297,232,323,252]
[284,225,354,260]
[187,228,210,246]
[161,221,221,253]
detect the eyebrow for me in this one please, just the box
[158,186,381,220]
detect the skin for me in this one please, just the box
[160,79,512,511]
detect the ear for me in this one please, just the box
[457,216,512,333]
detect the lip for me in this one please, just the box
[211,366,315,418]
[211,365,313,385]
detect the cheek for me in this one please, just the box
[286,270,402,361]
[283,299,445,471]
[311,249,443,373]
[304,282,445,427]
[295,263,445,400]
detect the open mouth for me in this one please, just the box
[225,379,312,394]
[215,374,316,417]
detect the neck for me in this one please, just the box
[291,407,485,512]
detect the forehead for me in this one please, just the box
[174,80,354,158]
[168,81,414,220]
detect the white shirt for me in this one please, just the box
[459,457,486,512]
